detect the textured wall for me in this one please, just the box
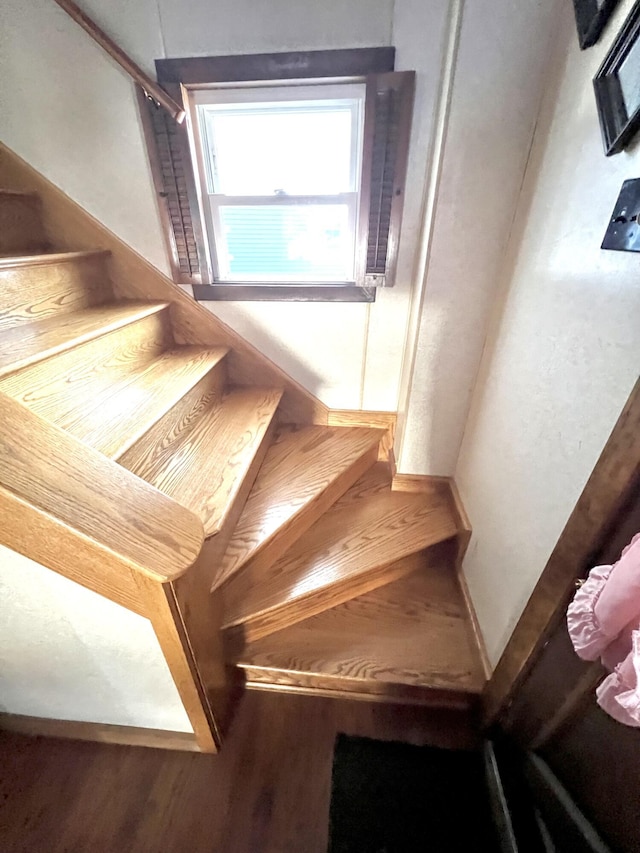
[456,0,640,666]
[397,0,561,474]
[0,547,193,731]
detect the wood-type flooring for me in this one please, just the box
[0,690,478,853]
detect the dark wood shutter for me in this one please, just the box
[358,71,415,288]
[139,52,414,293]
[137,86,207,284]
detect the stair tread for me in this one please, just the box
[0,189,38,197]
[222,463,459,632]
[60,345,229,459]
[233,557,485,696]
[216,425,383,588]
[0,309,171,422]
[0,249,109,270]
[0,301,169,378]
[124,386,283,536]
[0,249,111,330]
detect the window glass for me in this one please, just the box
[202,103,358,195]
[216,203,354,281]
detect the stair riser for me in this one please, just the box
[224,549,434,648]
[216,440,380,591]
[0,253,111,329]
[0,193,47,255]
[0,310,172,423]
[240,672,477,708]
[198,391,282,537]
[118,364,228,473]
[206,411,278,544]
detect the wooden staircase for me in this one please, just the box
[0,182,484,749]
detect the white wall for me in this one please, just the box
[0,0,169,273]
[457,0,640,666]
[0,547,193,731]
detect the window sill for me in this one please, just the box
[192,284,376,302]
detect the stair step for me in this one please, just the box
[221,463,460,643]
[232,549,485,705]
[0,307,172,422]
[0,301,169,378]
[214,425,383,590]
[0,190,48,255]
[122,387,283,537]
[0,250,111,330]
[60,346,229,459]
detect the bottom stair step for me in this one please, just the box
[230,547,485,707]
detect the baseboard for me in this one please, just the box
[245,678,475,710]
[326,410,396,461]
[391,472,451,496]
[447,478,491,681]
[456,566,492,682]
[448,478,472,563]
[0,713,200,752]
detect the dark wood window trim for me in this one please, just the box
[192,284,376,303]
[141,47,413,302]
[155,47,396,85]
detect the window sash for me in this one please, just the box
[198,100,364,198]
[190,86,365,284]
[208,193,358,282]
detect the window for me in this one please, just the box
[142,48,414,301]
[191,83,365,284]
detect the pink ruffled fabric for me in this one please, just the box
[567,533,640,728]
[567,564,612,660]
[596,630,640,728]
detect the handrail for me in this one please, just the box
[52,0,186,124]
[0,392,204,588]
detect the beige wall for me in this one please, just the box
[396,0,561,474]
[457,0,640,666]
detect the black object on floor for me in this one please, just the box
[328,734,498,853]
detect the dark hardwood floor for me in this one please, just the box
[0,690,479,852]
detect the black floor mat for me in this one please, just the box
[328,734,498,853]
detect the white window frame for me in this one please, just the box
[186,81,366,286]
